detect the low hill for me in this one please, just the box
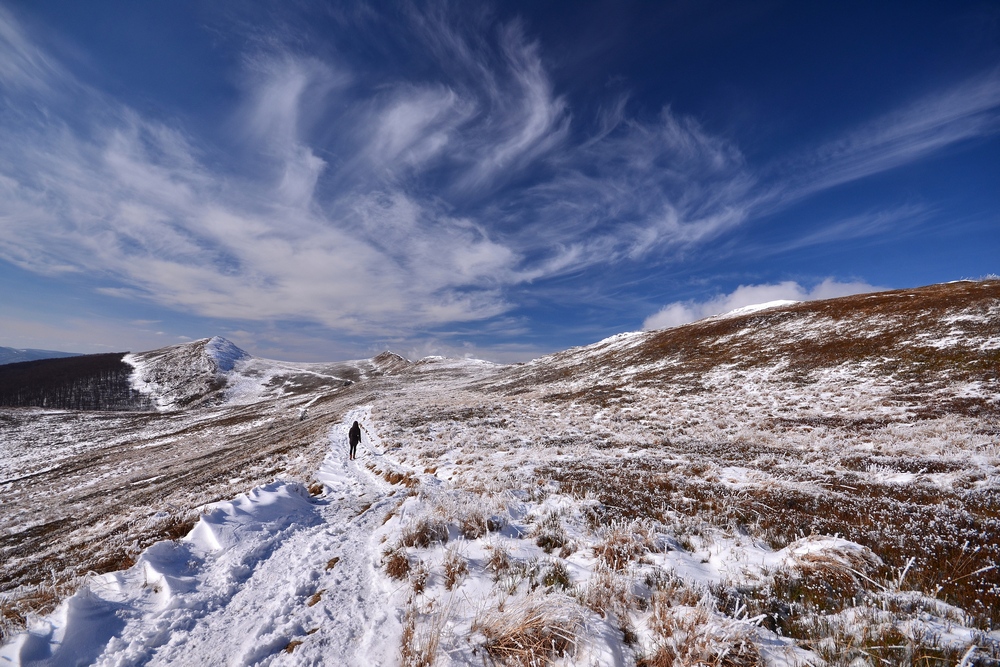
[0,347,79,366]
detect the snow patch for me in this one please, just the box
[204,337,250,373]
[715,299,800,319]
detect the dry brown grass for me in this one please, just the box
[401,518,449,549]
[532,512,568,554]
[576,566,632,621]
[490,280,1000,422]
[487,544,512,579]
[443,549,468,591]
[410,562,430,595]
[458,510,489,540]
[472,593,582,666]
[790,611,997,665]
[539,559,572,591]
[400,606,440,667]
[541,456,1000,629]
[384,547,411,580]
[641,595,763,667]
[368,464,420,488]
[593,525,646,570]
[161,515,199,541]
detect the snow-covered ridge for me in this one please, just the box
[500,278,1000,396]
[124,337,252,410]
[713,299,800,319]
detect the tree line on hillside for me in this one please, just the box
[0,354,153,411]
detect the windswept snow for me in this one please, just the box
[714,300,800,319]
[204,337,250,373]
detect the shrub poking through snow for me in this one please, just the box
[789,607,998,665]
[400,606,439,667]
[496,558,543,596]
[410,562,430,595]
[383,547,411,580]
[487,514,508,533]
[457,509,491,540]
[443,548,469,591]
[487,544,512,580]
[576,565,633,622]
[641,594,763,667]
[539,559,572,591]
[472,592,583,666]
[533,511,568,554]
[593,523,647,570]
[401,518,449,548]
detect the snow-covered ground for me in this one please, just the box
[2,280,999,665]
[2,409,408,666]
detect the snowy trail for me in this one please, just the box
[2,408,406,667]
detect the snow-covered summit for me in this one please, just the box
[371,350,410,375]
[124,337,252,410]
[204,336,250,372]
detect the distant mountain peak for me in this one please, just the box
[204,337,250,372]
[372,350,410,374]
[0,346,80,366]
[373,350,408,363]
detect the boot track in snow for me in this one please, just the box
[1,408,407,667]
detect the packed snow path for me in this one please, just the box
[2,409,407,667]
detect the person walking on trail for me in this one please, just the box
[348,421,361,460]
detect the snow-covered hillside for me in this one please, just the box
[2,280,999,665]
[123,336,253,409]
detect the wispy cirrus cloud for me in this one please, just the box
[769,70,1000,208]
[0,1,997,354]
[0,4,63,92]
[0,2,751,339]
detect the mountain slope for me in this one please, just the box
[1,280,999,664]
[489,278,1000,424]
[124,336,251,409]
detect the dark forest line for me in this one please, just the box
[0,354,153,411]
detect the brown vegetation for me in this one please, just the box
[472,594,582,666]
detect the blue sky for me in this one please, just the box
[1,1,998,362]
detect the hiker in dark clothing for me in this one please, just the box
[349,421,361,460]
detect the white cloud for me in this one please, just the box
[771,70,1000,208]
[642,279,884,330]
[239,56,346,207]
[367,86,468,170]
[0,19,529,336]
[0,4,64,92]
[6,8,721,339]
[0,4,993,355]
